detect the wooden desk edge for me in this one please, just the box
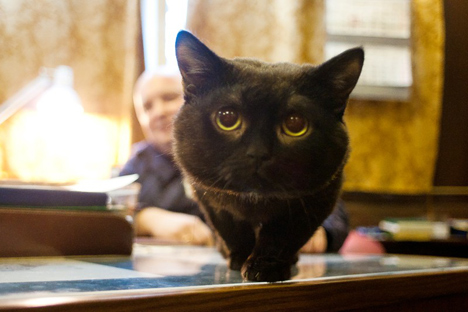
[2,269,468,311]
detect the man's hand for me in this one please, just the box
[135,207,214,246]
[300,226,327,253]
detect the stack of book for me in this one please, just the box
[379,218,450,241]
[0,175,139,257]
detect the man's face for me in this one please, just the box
[134,75,184,154]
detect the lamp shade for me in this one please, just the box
[36,66,83,115]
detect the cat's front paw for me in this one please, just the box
[228,252,249,271]
[241,256,291,282]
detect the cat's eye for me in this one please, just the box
[282,113,308,137]
[216,109,242,131]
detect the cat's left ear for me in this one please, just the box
[175,30,224,93]
[314,47,364,116]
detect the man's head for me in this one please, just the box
[133,67,184,154]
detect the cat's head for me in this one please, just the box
[173,30,363,197]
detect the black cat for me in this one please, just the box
[173,30,364,282]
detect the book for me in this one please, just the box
[450,219,468,238]
[379,218,450,241]
[0,175,138,257]
[0,174,139,212]
[0,186,108,209]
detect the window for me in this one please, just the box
[141,0,188,68]
[326,0,412,101]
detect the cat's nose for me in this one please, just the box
[246,143,271,163]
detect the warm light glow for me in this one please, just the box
[3,111,130,183]
[36,66,83,117]
[36,85,83,116]
[0,64,131,183]
[0,142,5,179]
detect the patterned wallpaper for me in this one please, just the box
[0,0,139,182]
[187,0,445,194]
[344,0,444,194]
[187,0,325,64]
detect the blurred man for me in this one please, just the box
[120,67,213,245]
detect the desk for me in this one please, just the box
[1,245,468,311]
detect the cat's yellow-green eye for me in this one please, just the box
[216,109,242,131]
[282,113,308,137]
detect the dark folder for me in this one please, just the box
[0,186,108,209]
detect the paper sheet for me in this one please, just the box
[0,258,157,284]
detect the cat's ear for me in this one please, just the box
[175,30,224,92]
[314,47,364,117]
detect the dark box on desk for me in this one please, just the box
[0,208,133,257]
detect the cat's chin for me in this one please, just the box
[194,181,317,201]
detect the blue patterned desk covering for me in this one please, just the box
[1,244,468,305]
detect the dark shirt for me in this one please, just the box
[119,141,202,219]
[120,141,349,252]
[323,199,349,252]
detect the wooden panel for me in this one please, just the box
[434,0,468,186]
[343,192,427,228]
[343,192,468,228]
[0,209,133,257]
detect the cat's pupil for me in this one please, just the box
[283,114,308,136]
[216,109,241,131]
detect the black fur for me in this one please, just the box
[174,30,364,282]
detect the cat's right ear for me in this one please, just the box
[313,47,364,118]
[175,30,224,92]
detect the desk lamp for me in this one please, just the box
[0,66,83,125]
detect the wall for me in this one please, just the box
[0,0,140,182]
[187,0,325,64]
[186,0,445,195]
[345,0,445,194]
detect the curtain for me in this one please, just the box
[187,0,325,64]
[0,0,140,183]
[186,0,445,194]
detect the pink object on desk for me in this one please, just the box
[340,230,385,254]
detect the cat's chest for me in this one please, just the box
[194,186,315,223]
[194,187,277,221]
[192,174,342,224]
